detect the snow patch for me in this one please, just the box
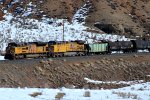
[0,56,4,60]
[84,78,145,85]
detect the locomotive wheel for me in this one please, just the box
[52,54,56,58]
[10,55,15,60]
[48,53,53,58]
[55,54,59,57]
[76,53,79,56]
[59,53,63,57]
[79,53,82,56]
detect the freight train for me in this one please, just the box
[4,39,150,60]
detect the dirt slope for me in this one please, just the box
[0,54,150,89]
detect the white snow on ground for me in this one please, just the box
[0,56,4,60]
[0,82,149,100]
[84,78,145,85]
[138,50,149,52]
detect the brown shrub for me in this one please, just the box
[29,92,42,97]
[55,92,66,100]
[84,91,91,97]
[112,91,138,99]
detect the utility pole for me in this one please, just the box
[61,0,65,42]
[63,18,65,42]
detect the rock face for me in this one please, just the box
[89,0,150,36]
[1,0,150,36]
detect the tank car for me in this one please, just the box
[131,40,150,52]
[108,41,134,53]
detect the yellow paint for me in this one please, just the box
[11,41,84,55]
[14,44,48,54]
[52,42,85,53]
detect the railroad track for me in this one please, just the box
[0,52,150,65]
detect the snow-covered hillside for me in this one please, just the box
[0,14,129,51]
[0,1,129,52]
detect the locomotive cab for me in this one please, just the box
[4,42,18,60]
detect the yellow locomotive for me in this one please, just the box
[4,40,86,60]
[5,42,49,59]
[48,40,86,57]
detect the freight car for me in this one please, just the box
[108,41,134,53]
[131,40,150,52]
[87,42,109,54]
